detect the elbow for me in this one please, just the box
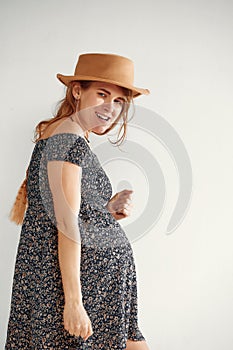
[56,217,81,243]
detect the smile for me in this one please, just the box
[95,112,110,121]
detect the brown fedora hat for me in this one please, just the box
[57,53,150,98]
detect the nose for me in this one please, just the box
[103,101,115,115]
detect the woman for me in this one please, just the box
[5,53,151,349]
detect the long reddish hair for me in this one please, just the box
[9,80,133,225]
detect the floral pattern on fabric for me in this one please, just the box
[5,133,145,349]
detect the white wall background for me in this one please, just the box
[1,0,233,349]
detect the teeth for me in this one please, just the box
[96,113,110,121]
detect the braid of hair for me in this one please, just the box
[9,167,29,225]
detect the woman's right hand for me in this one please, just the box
[63,301,93,341]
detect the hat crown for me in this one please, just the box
[56,52,150,97]
[74,53,134,85]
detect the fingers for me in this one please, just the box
[63,303,93,341]
[65,321,93,341]
[116,190,133,204]
[79,324,88,339]
[83,323,93,341]
[117,198,133,208]
[116,201,133,217]
[118,189,133,199]
[116,200,133,211]
[73,324,81,337]
[115,192,133,215]
[106,189,134,219]
[112,191,133,218]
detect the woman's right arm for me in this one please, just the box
[47,160,93,341]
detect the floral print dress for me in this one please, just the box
[5,133,145,349]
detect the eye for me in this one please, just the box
[98,92,106,97]
[114,99,124,106]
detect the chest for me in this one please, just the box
[80,152,112,205]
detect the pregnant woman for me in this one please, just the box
[5,53,151,349]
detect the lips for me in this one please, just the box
[95,112,111,122]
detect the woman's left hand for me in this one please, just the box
[106,189,133,220]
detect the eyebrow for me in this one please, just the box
[98,87,127,101]
[98,88,111,95]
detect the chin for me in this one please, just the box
[91,127,110,135]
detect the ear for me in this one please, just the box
[72,82,81,99]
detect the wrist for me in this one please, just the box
[65,295,83,306]
[63,286,83,305]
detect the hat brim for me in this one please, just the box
[56,74,150,98]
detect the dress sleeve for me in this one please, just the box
[45,133,89,167]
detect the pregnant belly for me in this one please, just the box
[79,212,131,250]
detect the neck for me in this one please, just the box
[70,115,90,142]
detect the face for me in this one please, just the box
[72,82,128,135]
